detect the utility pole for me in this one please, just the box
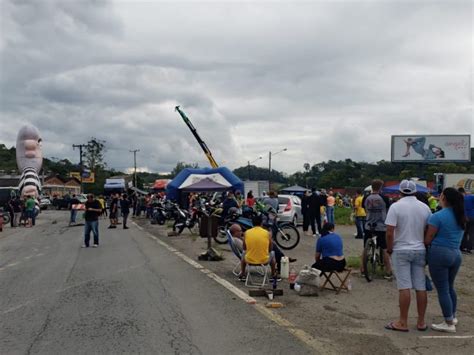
[268,148,287,191]
[268,151,272,186]
[73,144,87,194]
[130,149,140,188]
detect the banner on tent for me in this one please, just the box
[391,135,471,163]
[178,173,232,189]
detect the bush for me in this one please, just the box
[335,207,353,225]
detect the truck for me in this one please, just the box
[104,178,128,196]
[243,180,270,198]
[435,173,474,193]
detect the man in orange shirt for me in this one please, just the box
[239,214,278,281]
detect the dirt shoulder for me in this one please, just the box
[135,218,474,355]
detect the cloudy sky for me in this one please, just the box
[1,0,472,174]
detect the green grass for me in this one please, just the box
[346,256,387,278]
[346,256,361,269]
[335,207,354,225]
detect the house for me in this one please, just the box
[43,176,81,197]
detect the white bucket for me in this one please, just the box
[280,256,290,279]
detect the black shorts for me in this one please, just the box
[364,230,387,250]
[109,211,117,219]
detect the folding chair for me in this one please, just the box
[226,230,243,276]
[245,262,270,288]
[320,268,352,294]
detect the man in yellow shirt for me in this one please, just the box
[239,214,277,281]
[354,189,366,239]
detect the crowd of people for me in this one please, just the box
[6,194,39,228]
[225,178,472,334]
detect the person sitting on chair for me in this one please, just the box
[230,223,296,275]
[238,215,278,281]
[312,223,346,272]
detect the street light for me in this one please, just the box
[269,148,287,189]
[247,156,262,180]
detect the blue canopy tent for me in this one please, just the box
[383,183,434,194]
[166,167,244,201]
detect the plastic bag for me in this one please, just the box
[295,265,321,296]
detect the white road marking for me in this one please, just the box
[134,222,335,354]
[1,263,147,315]
[420,335,474,339]
[2,300,34,314]
[6,262,20,268]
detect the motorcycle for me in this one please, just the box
[1,209,11,226]
[216,208,300,250]
[151,201,168,225]
[171,203,201,235]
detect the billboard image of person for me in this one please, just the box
[402,137,445,160]
[391,135,471,163]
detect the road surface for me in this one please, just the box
[0,211,312,354]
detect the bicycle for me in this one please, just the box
[363,224,385,282]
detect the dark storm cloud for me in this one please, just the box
[0,0,471,173]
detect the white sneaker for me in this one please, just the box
[92,244,99,248]
[431,322,456,333]
[452,318,458,326]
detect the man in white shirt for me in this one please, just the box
[384,180,432,332]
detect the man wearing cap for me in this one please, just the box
[384,180,432,332]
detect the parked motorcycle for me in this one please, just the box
[216,208,300,250]
[0,209,11,226]
[170,203,201,235]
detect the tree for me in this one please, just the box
[84,138,106,171]
[171,162,199,177]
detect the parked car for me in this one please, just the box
[52,196,71,210]
[39,197,52,210]
[277,194,303,226]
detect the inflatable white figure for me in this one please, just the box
[16,125,43,199]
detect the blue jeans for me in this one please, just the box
[428,245,462,321]
[70,209,77,224]
[84,220,99,246]
[355,216,365,237]
[326,206,335,224]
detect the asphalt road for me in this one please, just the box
[0,211,312,355]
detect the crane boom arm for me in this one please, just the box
[175,106,219,168]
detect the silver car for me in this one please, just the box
[277,194,303,226]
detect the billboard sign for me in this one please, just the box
[391,135,471,163]
[70,172,95,183]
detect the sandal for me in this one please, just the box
[385,322,409,332]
